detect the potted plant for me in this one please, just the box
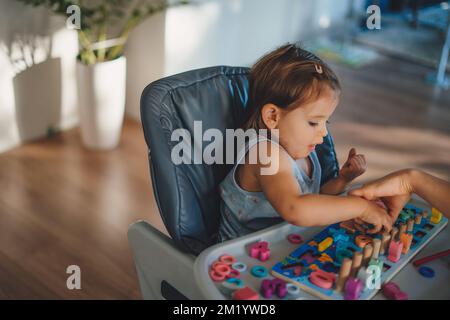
[18,0,188,149]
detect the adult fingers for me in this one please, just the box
[383,215,393,232]
[384,199,404,223]
[348,186,376,200]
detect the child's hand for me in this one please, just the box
[359,199,393,233]
[339,148,366,182]
[349,169,413,222]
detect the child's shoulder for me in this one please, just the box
[245,139,293,176]
[235,139,294,192]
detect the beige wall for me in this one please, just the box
[0,0,78,152]
[125,12,166,121]
[124,0,353,120]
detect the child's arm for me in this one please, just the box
[320,148,366,195]
[255,142,392,233]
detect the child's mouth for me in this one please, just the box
[308,144,316,151]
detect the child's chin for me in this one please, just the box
[292,151,309,159]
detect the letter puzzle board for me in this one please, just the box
[271,203,448,300]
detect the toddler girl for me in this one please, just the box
[218,44,392,242]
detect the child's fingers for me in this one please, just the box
[349,157,365,173]
[354,217,365,225]
[367,208,392,234]
[360,154,366,165]
[349,157,360,169]
[368,218,391,234]
[347,148,356,159]
[358,156,367,168]
[353,154,366,163]
[354,156,366,169]
[367,222,382,234]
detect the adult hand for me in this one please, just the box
[349,169,414,223]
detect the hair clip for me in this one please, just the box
[314,64,323,74]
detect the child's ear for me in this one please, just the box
[261,103,281,129]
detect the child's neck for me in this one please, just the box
[297,155,313,179]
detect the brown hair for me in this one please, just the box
[244,43,341,130]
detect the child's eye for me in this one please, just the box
[308,122,319,127]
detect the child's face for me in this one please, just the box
[268,87,339,160]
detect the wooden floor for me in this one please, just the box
[0,56,449,299]
[0,118,165,299]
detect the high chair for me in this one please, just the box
[127,66,340,299]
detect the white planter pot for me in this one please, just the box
[13,58,62,142]
[76,56,126,150]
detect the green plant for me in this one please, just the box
[18,0,188,65]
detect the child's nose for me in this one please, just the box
[320,125,328,137]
